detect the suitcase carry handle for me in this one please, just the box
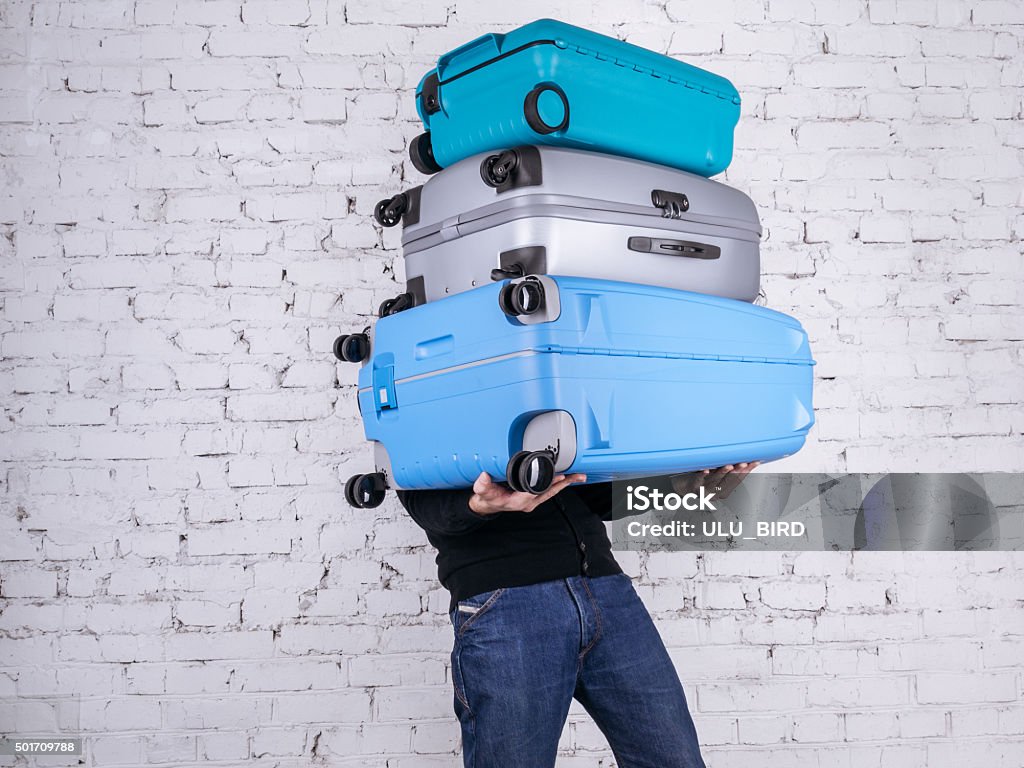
[628,236,721,260]
[438,33,505,79]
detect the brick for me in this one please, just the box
[760,582,826,611]
[297,62,363,89]
[166,194,243,222]
[1,568,59,597]
[242,0,319,25]
[170,62,276,91]
[299,91,347,123]
[227,392,333,421]
[208,30,304,57]
[165,631,274,662]
[698,682,804,712]
[275,690,372,723]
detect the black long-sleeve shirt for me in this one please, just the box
[397,483,621,608]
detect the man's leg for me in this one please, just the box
[573,574,707,768]
[451,581,581,768]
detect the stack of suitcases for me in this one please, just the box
[335,19,815,509]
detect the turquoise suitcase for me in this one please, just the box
[409,19,741,178]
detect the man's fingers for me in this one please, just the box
[718,461,761,498]
[524,473,585,509]
[472,472,493,495]
[717,462,751,498]
[704,465,734,490]
[525,484,570,510]
[672,469,708,496]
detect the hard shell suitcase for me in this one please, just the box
[342,276,814,508]
[375,146,762,306]
[408,19,741,178]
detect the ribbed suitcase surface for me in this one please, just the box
[356,276,814,493]
[376,146,762,304]
[409,19,741,178]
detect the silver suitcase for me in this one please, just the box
[374,146,762,310]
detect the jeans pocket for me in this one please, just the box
[453,588,506,637]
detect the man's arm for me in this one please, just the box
[396,487,491,536]
[397,471,588,536]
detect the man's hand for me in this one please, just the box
[671,462,760,500]
[469,471,587,516]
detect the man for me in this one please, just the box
[397,463,757,768]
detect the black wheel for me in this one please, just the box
[505,451,529,493]
[378,292,414,318]
[345,473,386,509]
[480,149,520,188]
[345,474,365,508]
[374,194,407,228]
[524,84,570,135]
[333,333,369,363]
[506,451,555,495]
[409,132,442,175]
[498,279,545,318]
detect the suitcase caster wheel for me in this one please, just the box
[345,473,387,509]
[379,292,414,318]
[409,132,442,175]
[498,279,545,318]
[480,149,520,188]
[507,450,556,495]
[333,333,369,363]
[374,193,408,228]
[524,84,570,135]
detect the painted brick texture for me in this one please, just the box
[1,1,1022,766]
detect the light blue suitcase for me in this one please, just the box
[341,276,814,508]
[409,19,741,178]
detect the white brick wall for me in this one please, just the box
[1,1,1022,766]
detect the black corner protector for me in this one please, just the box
[405,275,427,307]
[495,145,543,194]
[498,246,547,277]
[403,185,423,228]
[420,72,441,115]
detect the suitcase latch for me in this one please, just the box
[651,189,690,219]
[439,215,461,241]
[372,365,397,412]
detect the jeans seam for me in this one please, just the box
[452,643,472,712]
[578,577,603,660]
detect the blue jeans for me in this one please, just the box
[450,574,706,768]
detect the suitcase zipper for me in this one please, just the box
[539,344,808,366]
[355,346,812,398]
[426,34,738,106]
[401,198,762,251]
[434,39,557,86]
